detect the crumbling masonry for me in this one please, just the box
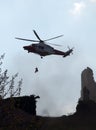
[81,67,96,102]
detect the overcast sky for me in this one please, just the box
[0,0,96,116]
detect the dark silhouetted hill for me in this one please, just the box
[0,96,96,130]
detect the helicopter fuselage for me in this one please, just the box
[23,43,65,57]
[16,30,73,58]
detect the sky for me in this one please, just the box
[0,0,96,116]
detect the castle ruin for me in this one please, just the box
[81,67,96,102]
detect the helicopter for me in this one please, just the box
[15,30,73,58]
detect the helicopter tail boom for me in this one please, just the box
[54,47,73,57]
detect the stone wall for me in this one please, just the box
[1,95,40,115]
[81,67,96,102]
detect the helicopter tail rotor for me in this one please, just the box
[63,46,74,57]
[67,46,74,54]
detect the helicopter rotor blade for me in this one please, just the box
[67,46,74,50]
[47,42,62,46]
[44,35,63,42]
[71,47,74,54]
[67,46,70,50]
[15,37,39,42]
[33,30,42,41]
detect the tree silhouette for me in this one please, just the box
[0,54,22,99]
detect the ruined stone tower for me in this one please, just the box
[81,67,96,102]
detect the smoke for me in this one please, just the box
[10,52,81,116]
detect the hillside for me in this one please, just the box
[0,96,96,130]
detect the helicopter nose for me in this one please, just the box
[23,46,28,50]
